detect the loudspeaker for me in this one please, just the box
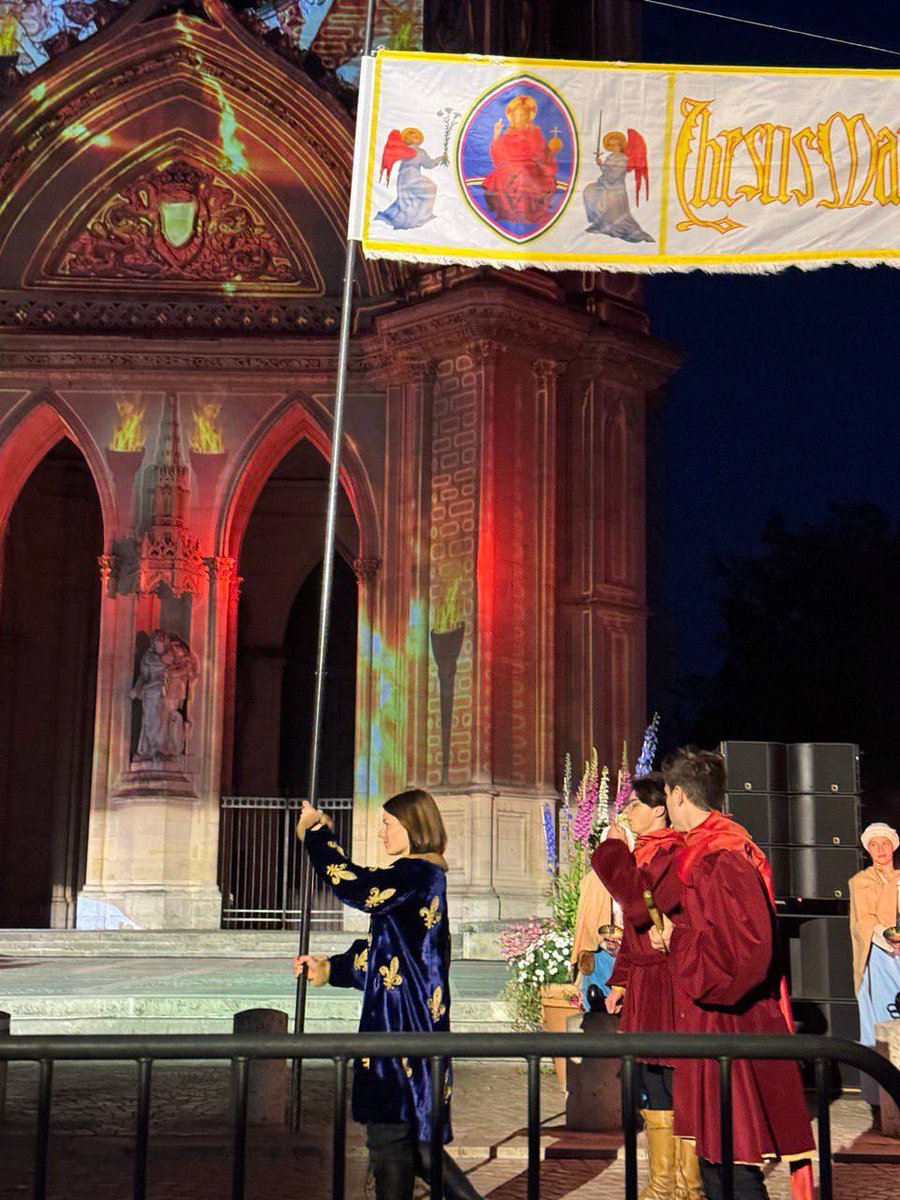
[787,743,860,795]
[790,846,860,900]
[725,793,790,846]
[721,741,787,793]
[791,999,860,1089]
[758,843,791,898]
[789,793,859,846]
[798,917,855,1000]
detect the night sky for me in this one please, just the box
[639,1,900,680]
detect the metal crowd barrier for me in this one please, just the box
[1,1031,899,1200]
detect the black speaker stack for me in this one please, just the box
[721,741,862,1087]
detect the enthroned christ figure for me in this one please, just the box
[483,94,560,226]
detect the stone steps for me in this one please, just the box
[0,927,505,959]
[0,930,353,958]
[2,992,513,1037]
[0,954,513,1037]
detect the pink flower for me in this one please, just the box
[500,919,547,962]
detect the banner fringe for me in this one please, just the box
[359,247,898,276]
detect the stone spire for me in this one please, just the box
[148,392,189,530]
[130,393,205,596]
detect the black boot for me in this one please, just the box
[700,1159,768,1200]
[416,1142,484,1199]
[367,1123,417,1200]
[586,984,605,1013]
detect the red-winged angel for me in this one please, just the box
[583,126,655,244]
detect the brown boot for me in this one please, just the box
[639,1109,678,1200]
[675,1136,705,1200]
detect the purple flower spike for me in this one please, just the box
[542,803,557,874]
[635,712,660,777]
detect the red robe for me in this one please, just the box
[483,124,557,224]
[653,812,815,1166]
[591,829,682,1064]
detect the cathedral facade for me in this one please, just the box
[0,0,678,929]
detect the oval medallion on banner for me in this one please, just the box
[456,74,579,244]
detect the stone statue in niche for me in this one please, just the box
[131,629,199,761]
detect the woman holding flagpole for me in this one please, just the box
[295,790,482,1200]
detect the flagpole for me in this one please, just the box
[290,0,378,1128]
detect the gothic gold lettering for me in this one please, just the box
[673,97,898,236]
[873,127,900,205]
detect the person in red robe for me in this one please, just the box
[483,94,559,225]
[650,748,815,1200]
[592,773,702,1200]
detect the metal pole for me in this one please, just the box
[291,0,379,1127]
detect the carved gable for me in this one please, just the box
[47,156,321,291]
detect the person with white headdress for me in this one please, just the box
[849,821,900,1113]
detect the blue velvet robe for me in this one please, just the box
[305,825,452,1142]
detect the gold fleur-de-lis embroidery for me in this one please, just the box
[379,957,403,990]
[443,1079,452,1102]
[420,896,441,929]
[327,840,345,855]
[326,862,357,883]
[428,986,446,1023]
[353,946,368,973]
[401,1057,413,1079]
[365,887,396,908]
[361,1057,371,1069]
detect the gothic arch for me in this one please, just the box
[217,394,380,565]
[0,393,115,544]
[0,2,398,301]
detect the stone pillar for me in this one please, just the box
[372,286,678,928]
[419,340,560,920]
[79,398,229,929]
[233,1008,288,1126]
[556,363,648,772]
[424,341,501,921]
[0,1011,8,1123]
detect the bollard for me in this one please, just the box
[565,1009,622,1132]
[0,1011,9,1124]
[232,1008,288,1126]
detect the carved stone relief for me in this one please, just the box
[53,158,314,288]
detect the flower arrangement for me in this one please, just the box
[502,750,609,1028]
[500,719,662,1030]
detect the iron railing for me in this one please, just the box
[218,797,353,929]
[1,1032,899,1200]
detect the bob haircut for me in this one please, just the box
[631,771,668,816]
[383,788,448,856]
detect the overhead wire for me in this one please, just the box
[641,1,900,59]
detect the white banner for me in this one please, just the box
[349,50,900,274]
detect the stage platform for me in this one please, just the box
[0,931,512,1036]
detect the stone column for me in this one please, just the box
[79,555,224,929]
[421,340,500,921]
[556,358,649,772]
[78,398,228,929]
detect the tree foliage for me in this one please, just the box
[690,502,900,803]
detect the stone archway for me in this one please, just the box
[220,436,361,929]
[0,438,103,927]
[229,436,360,797]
